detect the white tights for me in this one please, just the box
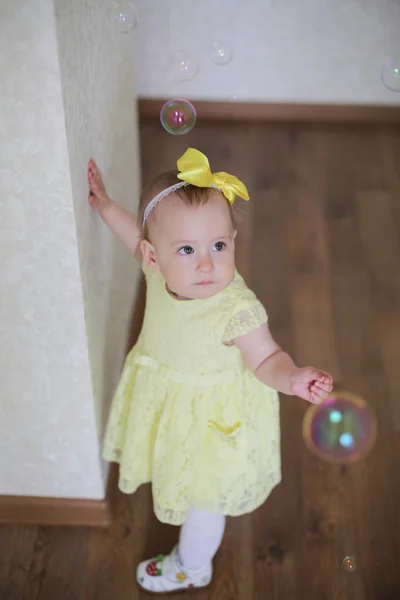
[178,508,226,570]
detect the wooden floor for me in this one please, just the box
[2,119,400,599]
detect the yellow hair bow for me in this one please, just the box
[176,148,249,203]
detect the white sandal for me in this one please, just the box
[136,545,212,594]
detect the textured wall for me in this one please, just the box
[134,0,400,105]
[54,0,142,484]
[0,0,140,498]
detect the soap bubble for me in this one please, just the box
[342,556,356,572]
[112,1,138,33]
[381,58,400,92]
[160,99,196,135]
[209,41,233,66]
[169,50,199,82]
[302,392,377,464]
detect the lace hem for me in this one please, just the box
[222,305,268,343]
[152,474,282,525]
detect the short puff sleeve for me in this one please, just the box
[221,275,268,343]
[222,305,268,343]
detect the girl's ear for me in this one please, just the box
[140,239,159,270]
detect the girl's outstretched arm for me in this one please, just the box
[233,322,333,403]
[87,158,142,259]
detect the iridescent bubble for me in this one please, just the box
[160,99,197,135]
[209,41,233,66]
[381,57,400,92]
[112,1,138,33]
[342,556,357,572]
[169,50,199,82]
[302,392,377,464]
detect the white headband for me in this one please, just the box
[142,181,189,227]
[141,180,223,227]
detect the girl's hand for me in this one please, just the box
[88,159,111,212]
[289,367,333,404]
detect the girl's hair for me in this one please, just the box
[137,170,247,239]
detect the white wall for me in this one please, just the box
[134,0,400,105]
[0,0,140,499]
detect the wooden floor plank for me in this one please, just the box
[251,133,301,599]
[325,166,399,599]
[22,527,89,600]
[0,525,38,600]
[354,190,400,432]
[283,129,357,599]
[83,486,149,600]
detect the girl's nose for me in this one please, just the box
[197,256,214,273]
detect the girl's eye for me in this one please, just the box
[178,245,194,255]
[213,241,226,252]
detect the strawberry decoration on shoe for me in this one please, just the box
[146,554,164,577]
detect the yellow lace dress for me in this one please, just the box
[103,260,281,525]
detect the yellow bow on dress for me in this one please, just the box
[176,148,249,203]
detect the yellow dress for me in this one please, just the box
[103,260,281,525]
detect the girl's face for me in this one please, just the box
[140,192,237,299]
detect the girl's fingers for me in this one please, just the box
[320,373,333,385]
[88,162,100,182]
[311,392,323,404]
[311,385,329,401]
[314,381,332,392]
[88,171,105,192]
[88,172,103,193]
[91,161,100,176]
